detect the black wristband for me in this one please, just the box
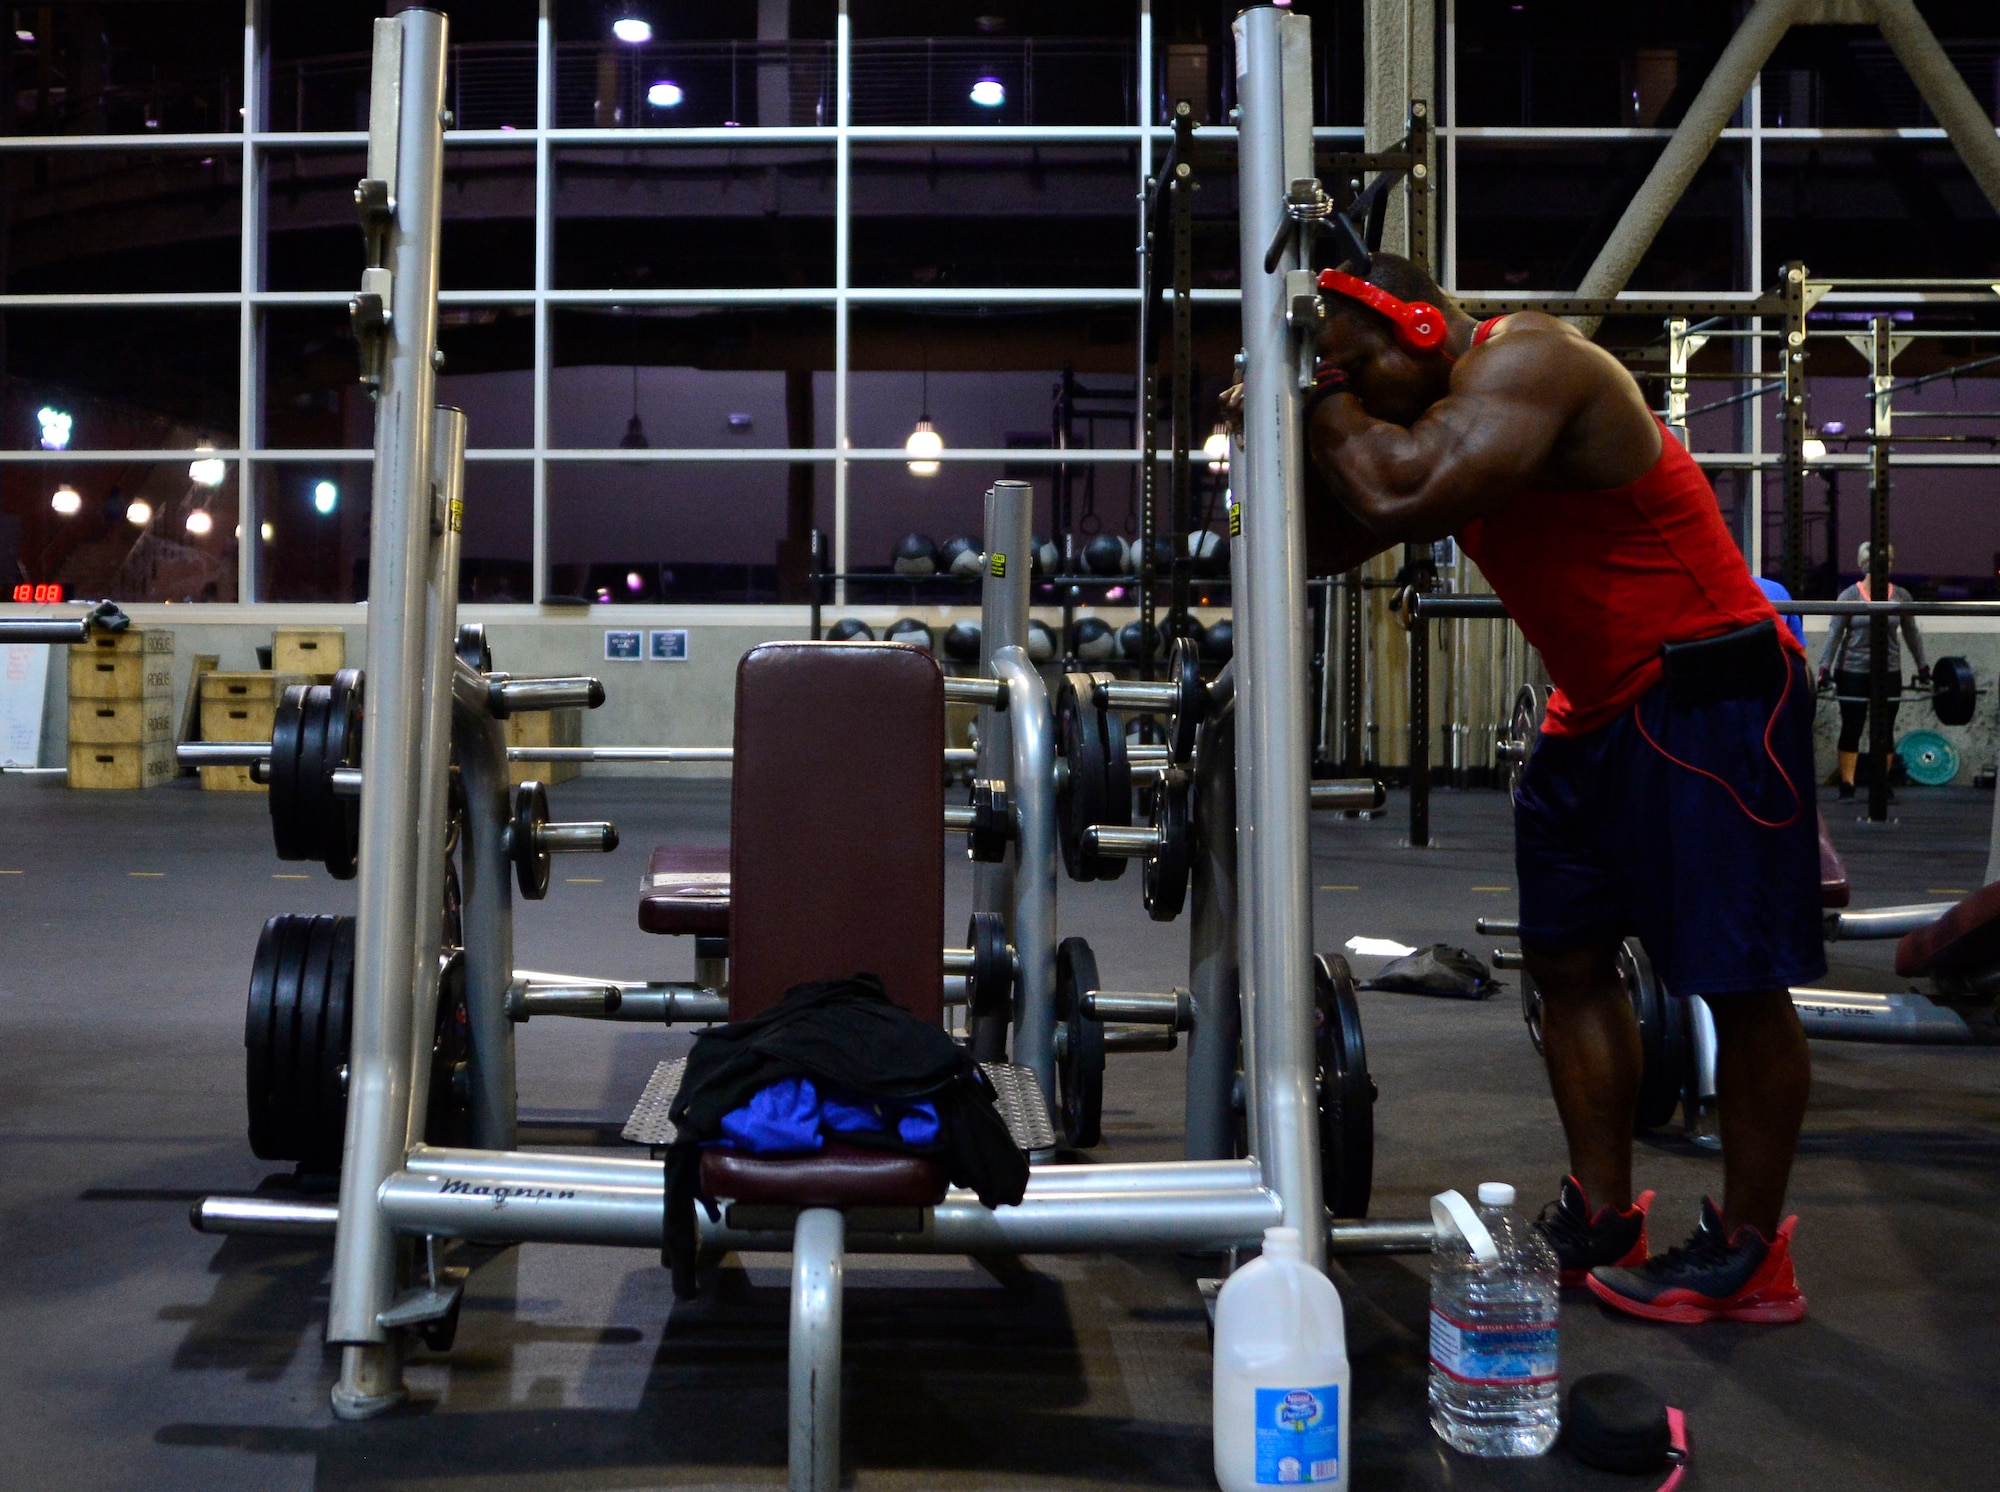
[1303,370,1349,420]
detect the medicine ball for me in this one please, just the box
[1083,533,1128,576]
[1202,617,1234,662]
[1187,529,1226,576]
[1143,535,1176,575]
[827,617,874,642]
[1031,536,1060,577]
[939,535,983,580]
[1026,618,1058,663]
[1118,620,1160,661]
[1069,615,1116,661]
[1164,613,1208,654]
[892,533,939,577]
[942,620,982,662]
[886,617,933,651]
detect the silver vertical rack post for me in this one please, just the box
[1231,4,1327,1269]
[327,8,450,1419]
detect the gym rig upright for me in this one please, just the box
[186,10,1426,1488]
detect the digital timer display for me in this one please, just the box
[10,583,66,603]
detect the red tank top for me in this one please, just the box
[1456,321,1798,736]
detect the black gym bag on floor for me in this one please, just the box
[1359,944,1496,1000]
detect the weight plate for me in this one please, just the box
[268,684,312,862]
[1056,675,1110,881]
[290,913,342,1171]
[1623,938,1686,1131]
[1313,953,1375,1219]
[511,780,551,900]
[1056,937,1106,1149]
[442,855,464,951]
[1520,968,1545,1057]
[1503,684,1542,800]
[293,684,336,866]
[456,623,493,675]
[314,917,357,1166]
[321,669,363,879]
[1167,636,1206,764]
[244,915,288,1159]
[1897,729,1960,787]
[426,950,472,1150]
[1096,688,1131,882]
[1932,655,1977,727]
[967,912,1011,1021]
[1142,766,1193,922]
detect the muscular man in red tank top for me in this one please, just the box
[1295,254,1818,1325]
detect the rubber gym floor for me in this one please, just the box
[2,775,1994,1492]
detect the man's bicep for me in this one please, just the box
[1417,383,1572,509]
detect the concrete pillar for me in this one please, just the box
[1363,0,1435,261]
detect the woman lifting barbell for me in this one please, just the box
[1818,542,1927,801]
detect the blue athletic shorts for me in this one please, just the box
[1514,654,1827,999]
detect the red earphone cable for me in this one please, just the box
[1630,663,1803,830]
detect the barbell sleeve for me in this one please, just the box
[1492,949,1525,971]
[177,741,271,767]
[534,821,619,854]
[331,766,364,796]
[507,982,624,1020]
[1083,824,1165,858]
[508,745,733,763]
[943,805,977,833]
[1127,744,1172,768]
[944,677,1009,709]
[1474,917,1520,937]
[1083,989,1194,1029]
[488,675,607,717]
[1310,779,1384,811]
[1096,679,1181,712]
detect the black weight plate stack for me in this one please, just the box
[1056,675,1110,880]
[1313,953,1375,1218]
[1504,684,1542,800]
[426,951,472,1150]
[1933,655,1977,727]
[1622,938,1687,1131]
[321,669,363,879]
[1521,968,1545,1057]
[1142,766,1193,921]
[1057,937,1106,1149]
[268,684,313,862]
[456,623,493,675]
[245,912,356,1172]
[294,683,336,866]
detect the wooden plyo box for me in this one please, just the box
[272,628,345,676]
[67,630,173,789]
[199,671,308,791]
[68,738,175,790]
[68,629,172,704]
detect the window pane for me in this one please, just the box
[546,460,812,604]
[5,3,241,137]
[554,147,835,291]
[553,38,836,129]
[3,309,238,450]
[548,307,832,449]
[3,150,241,294]
[462,460,533,602]
[6,457,239,603]
[850,143,1138,290]
[256,459,369,602]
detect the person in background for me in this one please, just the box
[1753,575,1806,649]
[1818,542,1926,801]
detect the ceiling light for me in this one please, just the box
[36,405,70,450]
[647,80,683,108]
[260,521,275,542]
[905,418,943,476]
[1801,437,1826,462]
[189,447,227,487]
[50,484,81,516]
[126,498,153,526]
[312,480,339,515]
[185,508,213,536]
[612,17,652,44]
[625,570,645,594]
[969,78,1006,108]
[1202,425,1230,473]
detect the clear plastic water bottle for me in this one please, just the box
[1428,1182,1560,1456]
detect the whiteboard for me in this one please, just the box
[0,643,50,767]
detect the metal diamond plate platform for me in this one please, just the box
[621,1056,686,1146]
[981,1061,1056,1151]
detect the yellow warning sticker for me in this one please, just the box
[990,552,1007,578]
[1228,505,1242,537]
[449,496,464,533]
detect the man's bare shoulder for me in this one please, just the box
[1454,311,1622,393]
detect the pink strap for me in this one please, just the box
[1657,1406,1689,1492]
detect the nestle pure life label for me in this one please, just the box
[1254,1385,1341,1484]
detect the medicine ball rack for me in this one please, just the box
[182,13,1433,1476]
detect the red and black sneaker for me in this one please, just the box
[1534,1176,1652,1287]
[1587,1199,1806,1325]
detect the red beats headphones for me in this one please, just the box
[1317,269,1450,354]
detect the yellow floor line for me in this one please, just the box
[565,877,604,884]
[128,872,164,878]
[1319,884,1360,891]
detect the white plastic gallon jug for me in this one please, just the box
[1213,1226,1352,1490]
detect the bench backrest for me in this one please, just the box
[728,640,945,1021]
